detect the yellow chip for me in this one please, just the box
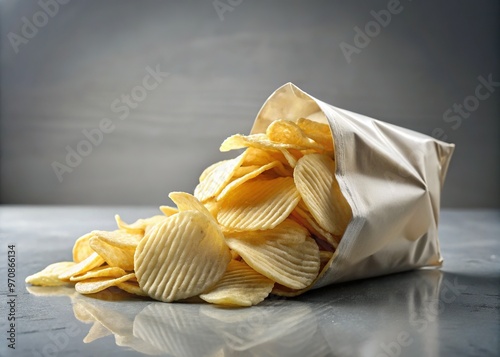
[200,260,274,306]
[134,210,231,302]
[198,159,229,182]
[89,237,135,271]
[216,161,281,201]
[25,261,76,286]
[290,204,339,248]
[73,233,95,263]
[297,117,334,152]
[91,229,142,249]
[194,152,246,202]
[116,281,148,297]
[59,252,105,280]
[169,191,215,219]
[225,219,320,289]
[203,199,219,220]
[75,273,136,294]
[266,119,324,151]
[220,133,314,152]
[114,215,168,235]
[233,165,261,177]
[294,153,352,236]
[159,205,179,217]
[70,266,127,282]
[217,177,300,231]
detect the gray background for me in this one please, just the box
[1,0,498,207]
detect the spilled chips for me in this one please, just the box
[26,118,352,306]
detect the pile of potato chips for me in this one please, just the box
[26,118,352,306]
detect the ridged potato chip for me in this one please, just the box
[25,261,76,286]
[116,281,148,297]
[194,152,246,202]
[216,161,281,201]
[134,210,231,302]
[266,119,324,151]
[199,260,274,306]
[89,237,135,271]
[169,191,214,221]
[59,252,105,280]
[290,204,339,248]
[217,177,300,231]
[70,266,127,282]
[75,273,136,295]
[225,220,320,289]
[220,133,314,152]
[294,153,352,236]
[297,117,334,152]
[159,205,179,217]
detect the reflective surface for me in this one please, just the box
[1,207,499,356]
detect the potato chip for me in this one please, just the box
[200,260,274,306]
[194,152,246,202]
[290,204,339,248]
[75,273,136,294]
[92,230,142,249]
[225,220,320,289]
[73,233,95,263]
[70,266,127,282]
[198,159,228,182]
[216,161,281,201]
[114,215,168,235]
[134,210,231,302]
[25,261,76,286]
[220,133,314,152]
[203,199,219,220]
[233,165,261,177]
[59,252,105,280]
[116,281,148,297]
[294,153,351,236]
[159,205,179,217]
[297,117,334,152]
[266,119,324,151]
[217,177,300,231]
[89,237,135,271]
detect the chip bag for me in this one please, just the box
[251,83,455,289]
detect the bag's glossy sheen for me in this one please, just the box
[251,83,455,288]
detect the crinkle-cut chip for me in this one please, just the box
[243,147,277,166]
[199,260,274,307]
[159,205,179,217]
[203,199,219,220]
[89,237,135,271]
[92,229,142,249]
[230,250,240,260]
[294,153,352,236]
[115,215,168,235]
[319,250,334,265]
[266,119,325,151]
[25,261,76,286]
[59,252,105,280]
[225,223,320,289]
[194,152,246,202]
[234,165,261,177]
[220,133,315,152]
[116,281,148,297]
[297,117,334,152]
[134,210,231,302]
[217,177,300,231]
[83,321,112,343]
[75,273,136,295]
[199,159,228,182]
[73,233,95,263]
[169,192,217,226]
[70,266,127,282]
[271,283,304,297]
[224,219,309,244]
[216,161,282,201]
[290,205,339,249]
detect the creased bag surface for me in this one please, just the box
[251,83,455,288]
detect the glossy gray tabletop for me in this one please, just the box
[0,207,498,357]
